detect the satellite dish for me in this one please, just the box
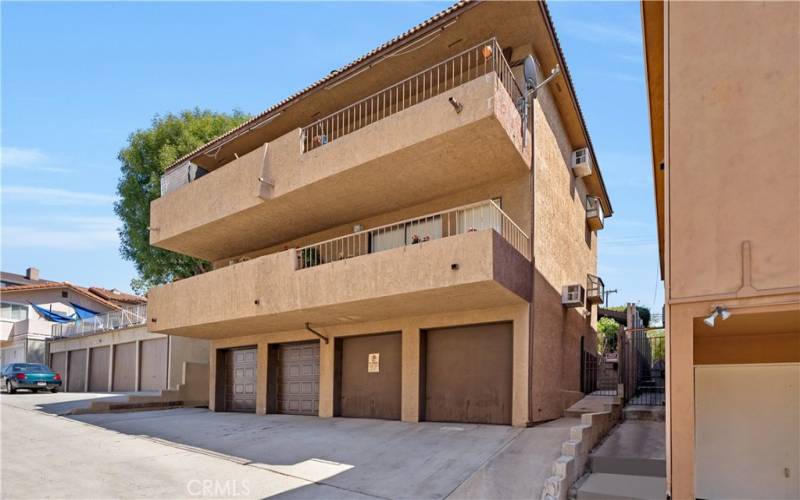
[523,55,538,92]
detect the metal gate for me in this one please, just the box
[619,330,665,405]
[581,337,619,396]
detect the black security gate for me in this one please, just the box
[619,330,665,406]
[581,337,618,396]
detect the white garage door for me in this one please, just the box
[695,363,799,499]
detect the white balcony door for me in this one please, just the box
[458,204,500,234]
[370,216,443,253]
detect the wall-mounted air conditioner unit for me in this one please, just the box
[562,284,585,308]
[571,148,592,178]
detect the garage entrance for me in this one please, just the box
[268,342,319,416]
[223,348,257,412]
[423,322,513,425]
[50,352,66,376]
[112,342,136,392]
[140,338,167,391]
[695,363,799,499]
[336,332,401,420]
[67,350,87,392]
[88,346,110,392]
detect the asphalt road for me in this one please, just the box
[0,392,573,499]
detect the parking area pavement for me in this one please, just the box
[1,392,574,499]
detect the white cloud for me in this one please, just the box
[2,186,117,206]
[0,147,72,173]
[1,216,120,250]
[562,20,641,46]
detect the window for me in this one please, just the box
[61,291,68,298]
[0,302,28,322]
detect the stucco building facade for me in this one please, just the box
[147,1,612,427]
[642,2,800,498]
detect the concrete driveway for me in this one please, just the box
[1,392,575,499]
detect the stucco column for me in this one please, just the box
[512,304,531,427]
[668,305,695,499]
[107,344,114,392]
[318,338,334,418]
[401,326,421,423]
[134,340,141,392]
[84,347,90,392]
[208,345,218,412]
[64,351,70,393]
[256,340,269,416]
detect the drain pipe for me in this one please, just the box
[305,323,329,344]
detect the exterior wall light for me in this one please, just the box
[703,306,731,327]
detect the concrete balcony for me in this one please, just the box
[150,46,531,261]
[147,227,531,339]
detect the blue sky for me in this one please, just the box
[1,1,661,312]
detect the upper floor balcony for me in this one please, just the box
[147,200,532,338]
[150,39,532,262]
[51,304,147,339]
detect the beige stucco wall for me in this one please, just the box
[663,2,800,497]
[527,46,599,421]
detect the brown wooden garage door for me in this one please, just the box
[49,352,66,376]
[140,338,167,391]
[275,343,319,415]
[88,346,110,392]
[224,348,257,412]
[424,322,513,425]
[338,333,401,419]
[112,342,136,392]
[67,349,87,392]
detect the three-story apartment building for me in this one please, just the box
[147,0,612,427]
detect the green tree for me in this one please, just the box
[597,317,621,353]
[115,109,251,294]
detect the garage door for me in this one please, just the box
[50,352,66,376]
[113,342,136,392]
[67,349,87,392]
[88,346,110,392]
[276,343,319,415]
[695,363,799,499]
[339,333,401,419]
[424,323,513,425]
[224,348,257,412]
[140,338,167,391]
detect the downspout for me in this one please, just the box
[527,92,536,426]
[304,323,329,344]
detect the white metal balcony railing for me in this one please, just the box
[160,161,208,197]
[51,304,147,339]
[296,200,530,270]
[302,38,524,153]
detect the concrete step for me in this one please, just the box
[576,473,666,500]
[623,406,665,422]
[589,455,665,477]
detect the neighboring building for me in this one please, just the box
[147,1,612,425]
[642,2,800,499]
[0,267,50,288]
[0,280,128,365]
[48,306,209,394]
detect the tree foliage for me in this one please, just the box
[115,109,251,295]
[597,317,621,353]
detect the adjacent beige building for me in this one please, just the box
[642,2,800,498]
[148,1,612,427]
